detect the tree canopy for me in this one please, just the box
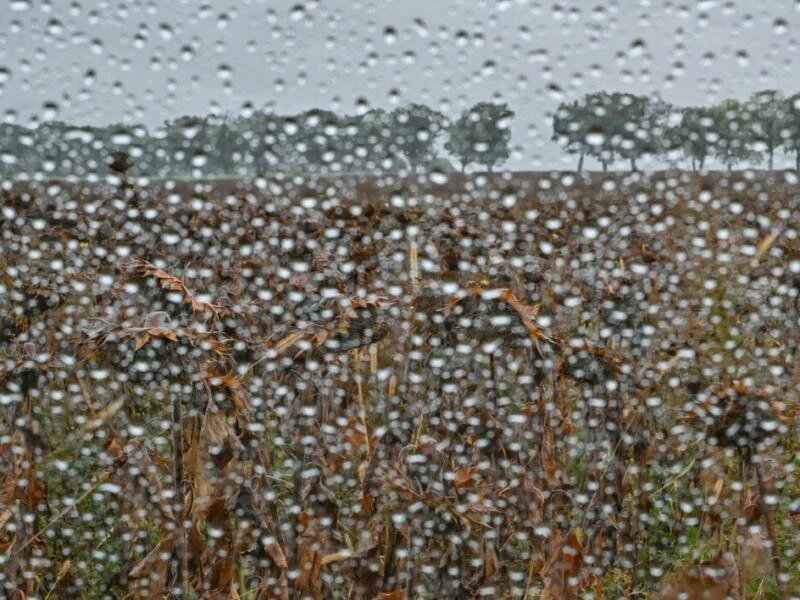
[445,102,514,173]
[553,90,800,171]
[0,102,510,179]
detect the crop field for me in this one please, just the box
[1,170,800,598]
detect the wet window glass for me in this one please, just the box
[1,1,799,598]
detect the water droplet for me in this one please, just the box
[9,0,31,11]
[46,19,64,35]
[290,4,306,21]
[159,23,174,40]
[774,18,788,35]
[629,38,646,57]
[735,50,749,67]
[429,171,448,185]
[383,26,397,44]
[217,64,233,80]
[181,123,200,139]
[354,97,370,115]
[90,369,110,381]
[585,131,605,146]
[42,102,59,120]
[502,194,517,208]
[283,120,298,135]
[111,132,132,145]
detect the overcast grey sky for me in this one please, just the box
[1,0,799,169]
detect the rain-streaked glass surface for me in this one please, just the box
[1,2,799,598]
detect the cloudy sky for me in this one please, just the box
[1,0,799,169]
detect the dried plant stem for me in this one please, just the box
[381,513,399,592]
[171,387,189,598]
[369,343,378,375]
[627,479,641,598]
[753,459,787,600]
[354,348,371,459]
[409,241,419,290]
[522,547,537,600]
[736,455,745,600]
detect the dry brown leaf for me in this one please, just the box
[209,556,236,596]
[371,591,406,600]
[219,370,241,389]
[201,410,231,448]
[541,427,557,482]
[755,231,780,260]
[153,327,179,342]
[361,490,374,514]
[134,332,149,351]
[709,477,724,506]
[295,542,322,595]
[499,288,556,347]
[658,554,737,600]
[86,399,125,432]
[226,586,242,600]
[55,559,71,582]
[453,465,477,491]
[0,506,14,530]
[271,330,306,355]
[483,540,499,580]
[133,258,226,317]
[320,549,354,566]
[561,411,574,435]
[263,536,288,570]
[540,529,586,600]
[24,471,46,507]
[343,416,367,451]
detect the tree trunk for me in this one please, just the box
[602,161,608,172]
[727,162,733,172]
[796,150,799,171]
[460,162,466,174]
[699,156,705,170]
[768,148,774,170]
[691,157,697,172]
[577,152,584,172]
[630,157,637,171]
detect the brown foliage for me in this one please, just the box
[2,171,799,597]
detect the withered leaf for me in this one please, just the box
[134,332,150,351]
[86,399,125,432]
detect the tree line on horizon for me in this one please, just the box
[552,90,800,172]
[0,102,514,179]
[7,91,797,179]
